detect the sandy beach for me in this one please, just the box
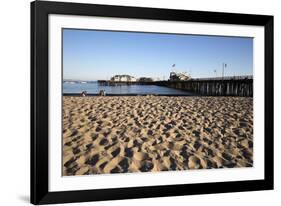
[63,96,253,176]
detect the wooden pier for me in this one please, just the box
[97,77,253,97]
[153,79,253,97]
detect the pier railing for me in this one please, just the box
[192,75,253,81]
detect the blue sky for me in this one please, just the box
[63,29,253,80]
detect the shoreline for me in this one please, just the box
[63,93,197,97]
[63,93,251,97]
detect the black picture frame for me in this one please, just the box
[31,0,274,204]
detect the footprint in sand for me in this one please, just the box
[111,148,121,157]
[99,138,109,146]
[85,154,99,166]
[119,158,130,172]
[124,148,134,158]
[188,155,201,169]
[139,161,154,172]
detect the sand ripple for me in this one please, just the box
[63,96,253,176]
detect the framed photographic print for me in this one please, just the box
[31,0,274,204]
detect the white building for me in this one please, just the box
[111,75,137,82]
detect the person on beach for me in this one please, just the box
[81,91,87,97]
[99,90,106,96]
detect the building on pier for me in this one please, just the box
[111,75,137,82]
[169,71,190,81]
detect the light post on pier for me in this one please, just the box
[221,63,227,95]
[222,63,227,80]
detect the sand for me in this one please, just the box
[63,96,253,176]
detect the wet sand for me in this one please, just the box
[63,96,253,176]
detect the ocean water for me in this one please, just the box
[63,82,193,95]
